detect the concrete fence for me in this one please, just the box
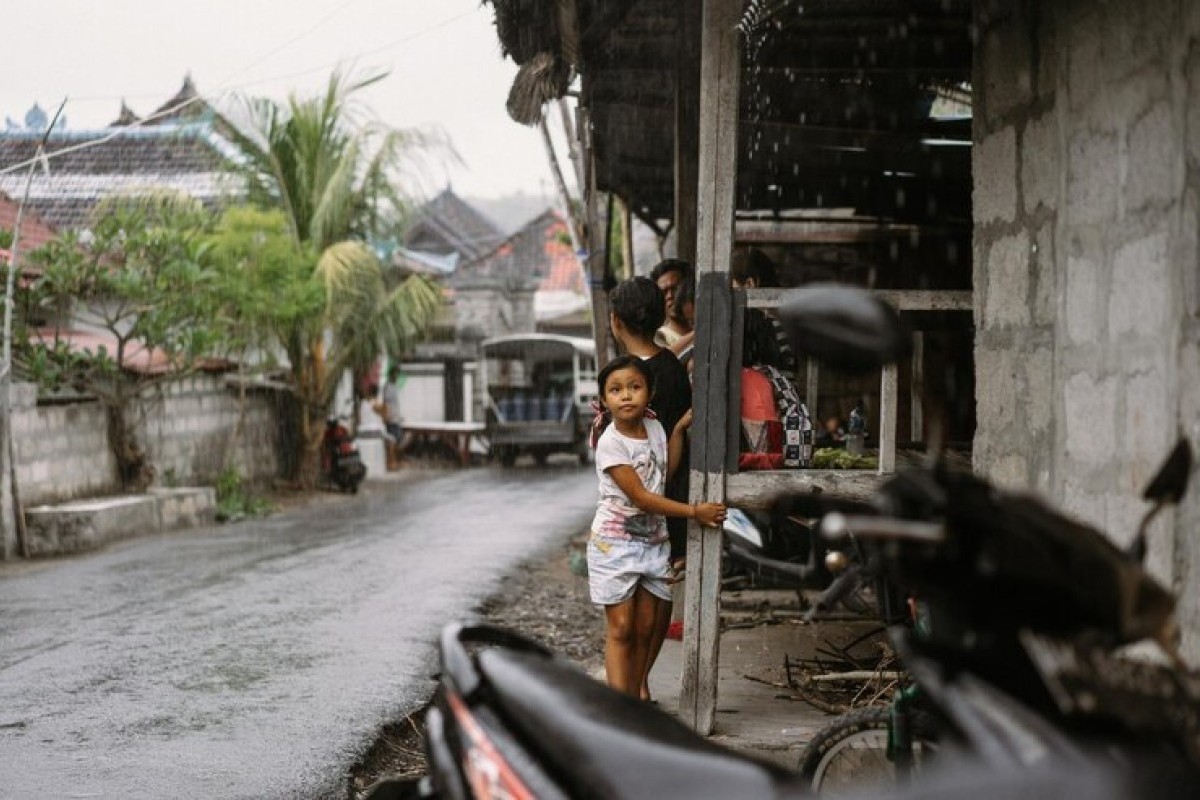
[10,374,281,509]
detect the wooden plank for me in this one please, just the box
[727,289,745,473]
[806,359,820,421]
[673,0,700,264]
[579,104,612,366]
[725,469,885,510]
[879,362,898,474]
[680,0,740,737]
[747,288,973,312]
[735,219,964,245]
[911,331,924,444]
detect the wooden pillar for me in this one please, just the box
[579,102,612,365]
[879,363,898,473]
[680,0,741,735]
[673,0,701,264]
[910,331,924,444]
[806,359,820,419]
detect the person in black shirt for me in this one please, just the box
[608,276,692,703]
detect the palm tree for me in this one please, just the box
[224,71,442,484]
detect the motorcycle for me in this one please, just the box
[322,416,366,493]
[366,285,1200,800]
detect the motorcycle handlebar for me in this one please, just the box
[820,512,945,544]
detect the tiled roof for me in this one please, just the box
[0,124,243,231]
[455,209,584,295]
[0,191,57,252]
[403,188,504,262]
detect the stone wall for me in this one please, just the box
[10,374,281,509]
[972,0,1200,656]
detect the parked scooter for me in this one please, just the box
[365,285,1200,800]
[322,416,366,493]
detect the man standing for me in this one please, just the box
[380,364,406,470]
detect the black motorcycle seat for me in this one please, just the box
[476,648,804,800]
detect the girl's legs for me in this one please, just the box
[605,587,666,697]
[639,595,673,701]
[603,595,640,695]
[630,587,665,700]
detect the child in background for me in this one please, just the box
[588,355,726,698]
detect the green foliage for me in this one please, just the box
[214,466,273,522]
[219,71,445,484]
[811,447,879,470]
[0,228,12,250]
[18,194,229,488]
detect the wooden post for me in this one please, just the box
[579,104,612,365]
[806,359,820,420]
[673,0,701,264]
[910,331,924,444]
[879,362,898,473]
[680,0,740,735]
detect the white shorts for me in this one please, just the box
[587,534,672,605]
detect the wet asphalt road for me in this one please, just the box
[0,464,595,799]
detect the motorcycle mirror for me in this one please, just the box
[1142,438,1193,505]
[777,284,909,373]
[1129,439,1193,563]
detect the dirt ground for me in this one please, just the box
[345,533,605,798]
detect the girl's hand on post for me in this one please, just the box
[692,502,726,528]
[675,409,693,434]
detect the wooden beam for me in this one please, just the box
[879,362,898,474]
[734,219,965,245]
[911,331,924,444]
[746,288,973,313]
[680,0,740,737]
[580,103,612,367]
[725,470,885,510]
[673,0,700,264]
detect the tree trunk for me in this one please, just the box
[105,403,152,491]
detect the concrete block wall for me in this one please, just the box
[972,0,1200,657]
[10,375,280,508]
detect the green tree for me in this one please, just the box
[22,193,221,489]
[222,72,441,484]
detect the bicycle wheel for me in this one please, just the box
[797,707,937,796]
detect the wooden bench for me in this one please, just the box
[403,421,487,467]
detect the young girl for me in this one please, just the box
[588,355,726,698]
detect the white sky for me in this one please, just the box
[0,0,562,199]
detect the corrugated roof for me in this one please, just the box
[0,191,57,252]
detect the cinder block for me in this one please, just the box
[1023,347,1054,434]
[1065,254,1102,343]
[150,487,216,531]
[1123,363,1171,486]
[1109,230,1168,340]
[1032,223,1058,326]
[979,12,1033,125]
[1066,8,1104,113]
[984,231,1031,327]
[1063,372,1118,467]
[1021,112,1059,214]
[973,126,1018,223]
[1125,101,1178,212]
[975,346,1020,435]
[1066,127,1119,225]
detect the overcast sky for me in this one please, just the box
[1,0,562,199]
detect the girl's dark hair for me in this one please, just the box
[610,276,666,340]
[591,355,655,446]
